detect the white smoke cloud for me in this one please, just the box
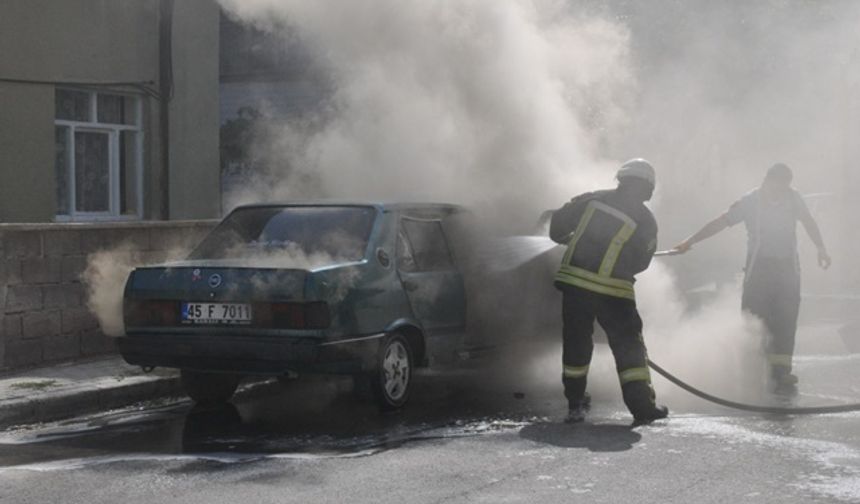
[638,262,766,407]
[219,0,633,230]
[82,245,146,338]
[82,245,189,337]
[609,0,860,295]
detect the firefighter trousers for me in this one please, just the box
[561,286,658,417]
[741,257,801,381]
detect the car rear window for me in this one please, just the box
[190,206,377,263]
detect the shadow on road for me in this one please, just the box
[518,422,641,452]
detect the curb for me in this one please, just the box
[0,375,183,430]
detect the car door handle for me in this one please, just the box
[403,281,419,292]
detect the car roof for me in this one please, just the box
[229,201,465,214]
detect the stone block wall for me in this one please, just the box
[0,221,216,372]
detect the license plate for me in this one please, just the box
[181,302,253,325]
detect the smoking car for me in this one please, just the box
[118,202,482,410]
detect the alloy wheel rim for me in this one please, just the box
[382,340,410,401]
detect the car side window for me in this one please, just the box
[397,230,418,272]
[400,218,454,271]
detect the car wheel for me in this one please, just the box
[180,370,241,406]
[370,333,413,411]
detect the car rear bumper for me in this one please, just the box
[116,333,383,375]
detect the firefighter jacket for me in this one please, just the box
[549,189,657,300]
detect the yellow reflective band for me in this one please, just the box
[555,265,636,300]
[598,222,636,277]
[767,354,793,367]
[619,367,651,385]
[589,201,637,227]
[555,273,636,299]
[562,205,597,266]
[563,365,589,378]
[557,265,635,290]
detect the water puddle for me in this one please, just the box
[0,394,543,472]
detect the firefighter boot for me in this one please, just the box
[564,392,592,424]
[632,405,669,427]
[622,381,668,426]
[772,374,799,396]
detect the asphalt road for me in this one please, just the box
[1,324,860,504]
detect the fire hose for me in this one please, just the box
[648,249,860,414]
[647,359,860,414]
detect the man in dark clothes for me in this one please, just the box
[550,158,668,425]
[673,163,831,394]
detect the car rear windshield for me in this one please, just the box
[189,206,377,263]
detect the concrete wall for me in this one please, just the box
[0,0,159,82]
[0,0,220,223]
[169,0,222,219]
[0,220,215,371]
[0,84,55,222]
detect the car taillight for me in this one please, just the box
[271,302,330,329]
[125,300,177,327]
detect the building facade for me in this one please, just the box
[0,0,221,223]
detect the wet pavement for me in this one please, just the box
[1,326,860,503]
[0,365,552,468]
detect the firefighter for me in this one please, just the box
[672,163,830,395]
[550,159,668,425]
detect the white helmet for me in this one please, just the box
[617,158,656,186]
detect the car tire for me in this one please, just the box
[370,333,414,412]
[180,370,241,406]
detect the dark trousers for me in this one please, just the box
[741,258,801,378]
[561,287,657,416]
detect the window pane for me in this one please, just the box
[401,220,454,271]
[119,131,139,215]
[55,127,70,215]
[56,90,90,121]
[74,132,110,212]
[98,94,137,125]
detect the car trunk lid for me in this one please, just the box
[127,265,309,302]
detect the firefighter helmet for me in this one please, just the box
[617,159,656,187]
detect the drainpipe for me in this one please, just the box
[158,0,174,220]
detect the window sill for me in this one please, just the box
[54,215,142,223]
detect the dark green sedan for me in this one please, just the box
[118,203,472,411]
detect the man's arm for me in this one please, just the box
[671,214,731,253]
[797,200,831,269]
[549,194,591,244]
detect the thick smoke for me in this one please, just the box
[604,0,860,296]
[638,263,767,406]
[82,245,189,337]
[219,0,633,230]
[213,1,858,410]
[82,245,138,337]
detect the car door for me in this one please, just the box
[397,216,466,363]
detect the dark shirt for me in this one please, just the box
[725,188,811,262]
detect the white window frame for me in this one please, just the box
[54,89,144,222]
